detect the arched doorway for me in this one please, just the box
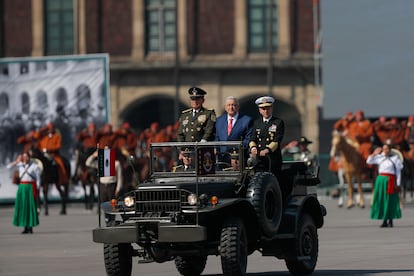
[119,95,187,132]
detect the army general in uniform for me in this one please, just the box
[249,96,285,176]
[177,87,216,142]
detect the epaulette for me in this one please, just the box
[172,165,183,172]
[181,108,192,113]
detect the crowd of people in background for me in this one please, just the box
[332,111,414,154]
[330,111,414,175]
[330,110,414,227]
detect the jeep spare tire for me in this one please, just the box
[246,172,282,237]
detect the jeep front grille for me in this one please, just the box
[135,190,187,213]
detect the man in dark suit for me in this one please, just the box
[249,96,285,176]
[177,87,216,142]
[215,96,253,166]
[215,96,253,148]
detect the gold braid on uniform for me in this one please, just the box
[267,142,279,152]
[172,165,183,172]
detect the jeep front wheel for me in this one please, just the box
[175,255,207,276]
[220,217,248,276]
[285,213,318,275]
[104,243,133,276]
[246,172,282,237]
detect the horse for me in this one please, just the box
[30,148,70,215]
[73,148,98,210]
[330,131,366,209]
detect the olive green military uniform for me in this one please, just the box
[177,107,216,142]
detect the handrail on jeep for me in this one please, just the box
[149,141,246,176]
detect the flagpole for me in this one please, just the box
[97,144,101,227]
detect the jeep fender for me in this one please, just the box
[278,195,325,234]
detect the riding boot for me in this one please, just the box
[388,219,393,228]
[380,220,388,228]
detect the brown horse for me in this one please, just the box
[73,148,98,210]
[30,148,70,215]
[330,131,366,208]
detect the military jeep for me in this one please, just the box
[93,141,326,276]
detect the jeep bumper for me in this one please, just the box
[93,224,207,244]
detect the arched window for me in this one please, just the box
[21,92,30,114]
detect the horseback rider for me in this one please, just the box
[74,122,98,184]
[96,123,116,149]
[113,122,138,159]
[35,122,69,186]
[17,130,40,154]
[348,110,373,162]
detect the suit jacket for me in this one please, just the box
[215,113,253,148]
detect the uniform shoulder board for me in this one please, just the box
[211,111,217,122]
[172,165,183,172]
[181,108,192,113]
[207,108,215,111]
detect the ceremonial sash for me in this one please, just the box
[21,181,38,200]
[380,173,396,194]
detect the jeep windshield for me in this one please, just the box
[149,141,245,177]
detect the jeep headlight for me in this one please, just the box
[124,196,135,207]
[187,193,198,205]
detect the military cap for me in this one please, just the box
[299,136,312,145]
[255,96,275,107]
[181,147,194,156]
[230,149,239,159]
[188,87,207,99]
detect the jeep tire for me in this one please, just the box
[246,172,282,237]
[220,217,248,276]
[104,243,133,276]
[175,255,207,276]
[285,213,318,275]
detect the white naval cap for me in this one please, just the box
[255,96,275,107]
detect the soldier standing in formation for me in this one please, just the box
[36,123,70,187]
[177,87,216,142]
